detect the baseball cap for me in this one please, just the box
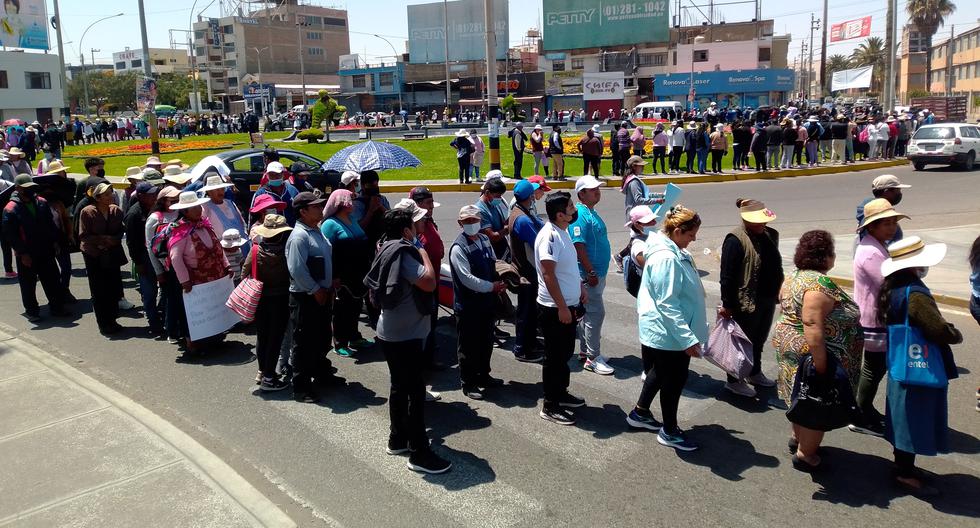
[528,175,551,192]
[574,175,604,194]
[135,182,159,195]
[458,204,482,221]
[625,205,656,227]
[871,174,911,191]
[14,174,37,188]
[341,170,360,185]
[409,186,440,208]
[266,161,285,173]
[393,198,428,222]
[626,155,647,167]
[513,179,540,201]
[293,191,325,210]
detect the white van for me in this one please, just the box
[633,101,684,118]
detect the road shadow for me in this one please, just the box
[423,437,497,491]
[477,380,542,410]
[179,338,256,366]
[948,427,980,455]
[351,342,386,365]
[427,399,493,439]
[605,354,645,381]
[575,403,630,440]
[317,379,386,414]
[29,309,82,330]
[673,423,780,481]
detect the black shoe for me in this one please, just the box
[791,454,824,473]
[557,392,585,408]
[63,293,78,304]
[539,406,575,426]
[514,353,544,363]
[407,449,452,474]
[848,420,885,437]
[493,327,511,339]
[100,323,123,335]
[480,376,505,388]
[293,391,319,403]
[386,437,411,455]
[462,386,484,400]
[260,377,289,392]
[25,312,42,323]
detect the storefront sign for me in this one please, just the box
[830,16,872,43]
[654,68,795,96]
[583,72,624,100]
[0,0,48,50]
[243,83,275,100]
[543,0,668,51]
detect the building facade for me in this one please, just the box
[927,25,980,119]
[0,50,66,123]
[112,48,190,75]
[898,24,928,103]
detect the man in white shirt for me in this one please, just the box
[534,191,587,426]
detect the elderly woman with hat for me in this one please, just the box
[6,147,32,175]
[200,174,248,257]
[708,123,727,174]
[878,236,961,496]
[244,214,293,391]
[162,166,192,191]
[248,194,287,244]
[36,159,78,297]
[121,166,144,213]
[851,199,909,436]
[450,128,475,184]
[78,182,128,335]
[145,187,181,341]
[251,161,299,226]
[718,199,782,397]
[320,189,373,357]
[529,124,549,178]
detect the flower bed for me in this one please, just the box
[63,139,241,158]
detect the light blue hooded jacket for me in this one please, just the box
[637,232,709,351]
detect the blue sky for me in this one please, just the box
[44,0,980,67]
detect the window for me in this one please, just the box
[196,46,206,57]
[224,59,237,68]
[960,126,980,138]
[693,50,709,62]
[352,74,366,88]
[0,70,7,89]
[758,47,771,61]
[153,59,166,66]
[571,58,585,70]
[552,60,565,71]
[638,53,666,67]
[131,59,142,68]
[25,72,51,89]
[194,30,205,40]
[323,17,346,27]
[227,77,238,88]
[223,25,233,34]
[306,31,322,40]
[379,72,394,86]
[115,61,127,70]
[304,15,322,25]
[308,47,323,56]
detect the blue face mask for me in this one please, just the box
[643,226,658,236]
[268,178,284,187]
[493,198,505,207]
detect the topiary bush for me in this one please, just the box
[297,128,325,143]
[311,90,346,132]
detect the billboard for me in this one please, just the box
[830,17,872,43]
[545,71,583,96]
[543,0,669,51]
[583,72,624,100]
[136,77,157,113]
[407,0,508,64]
[243,83,275,100]
[0,0,49,50]
[831,66,873,91]
[654,69,795,95]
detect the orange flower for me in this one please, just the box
[64,139,241,158]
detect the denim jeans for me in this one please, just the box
[138,270,161,330]
[766,145,780,168]
[696,148,708,173]
[513,283,538,357]
[780,145,794,167]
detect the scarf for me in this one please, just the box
[167,217,214,250]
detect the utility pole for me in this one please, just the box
[443,0,451,127]
[946,25,954,96]
[296,14,307,109]
[137,0,160,155]
[485,0,500,172]
[809,14,819,101]
[819,0,828,96]
[90,48,99,115]
[884,0,897,108]
[52,0,69,119]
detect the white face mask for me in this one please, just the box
[462,223,481,236]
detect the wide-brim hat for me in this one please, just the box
[169,191,210,210]
[200,174,233,192]
[220,229,246,248]
[393,198,428,222]
[858,198,909,231]
[42,160,70,175]
[253,214,292,238]
[455,128,469,137]
[249,194,287,214]
[738,199,776,224]
[8,147,25,158]
[881,237,947,277]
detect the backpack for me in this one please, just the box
[149,213,177,266]
[858,126,870,143]
[623,252,642,297]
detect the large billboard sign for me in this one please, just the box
[830,17,872,43]
[0,0,49,50]
[831,66,873,91]
[583,72,624,100]
[654,69,795,95]
[543,0,669,51]
[407,0,508,64]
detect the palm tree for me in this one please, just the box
[851,37,887,92]
[907,0,957,83]
[826,54,852,75]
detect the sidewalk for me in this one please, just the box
[779,224,978,308]
[0,327,295,528]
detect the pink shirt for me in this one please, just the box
[853,235,888,349]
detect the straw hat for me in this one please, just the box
[144,156,163,168]
[7,147,25,158]
[455,128,469,137]
[125,166,144,180]
[858,198,909,231]
[881,236,947,277]
[41,160,70,175]
[169,191,209,210]
[199,174,233,193]
[219,229,246,249]
[253,214,292,239]
[736,198,776,224]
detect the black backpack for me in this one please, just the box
[622,252,642,297]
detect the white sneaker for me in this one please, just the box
[118,298,135,310]
[724,381,757,398]
[747,372,776,388]
[584,355,615,375]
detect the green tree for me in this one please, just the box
[851,37,887,92]
[907,0,957,86]
[155,72,202,109]
[826,54,852,76]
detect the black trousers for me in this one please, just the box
[16,254,63,315]
[513,283,538,357]
[669,146,683,171]
[793,141,804,165]
[685,150,696,173]
[513,149,524,178]
[611,145,622,175]
[255,293,289,378]
[456,307,494,388]
[83,255,120,330]
[752,150,767,170]
[636,345,691,433]
[727,299,776,382]
[652,146,667,173]
[289,292,333,394]
[855,350,887,419]
[582,154,600,176]
[538,303,577,408]
[618,148,631,175]
[333,286,363,348]
[381,338,429,450]
[710,149,724,172]
[1,236,12,273]
[457,157,471,184]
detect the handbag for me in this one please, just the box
[786,354,859,432]
[226,246,263,323]
[702,316,754,379]
[886,286,949,388]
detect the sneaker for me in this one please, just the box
[848,421,885,437]
[583,356,615,375]
[25,312,42,323]
[747,372,776,388]
[724,381,757,398]
[626,409,662,432]
[657,429,699,451]
[613,253,624,273]
[335,346,355,357]
[255,371,262,385]
[556,392,585,408]
[3,271,17,279]
[386,438,410,455]
[260,377,289,392]
[407,449,452,474]
[514,352,544,363]
[462,386,484,400]
[539,407,576,426]
[425,390,442,402]
[118,298,135,310]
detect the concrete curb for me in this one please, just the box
[828,275,971,309]
[1,328,296,528]
[377,159,910,193]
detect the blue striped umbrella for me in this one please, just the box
[322,140,422,172]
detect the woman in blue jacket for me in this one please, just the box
[695,123,710,175]
[625,205,708,452]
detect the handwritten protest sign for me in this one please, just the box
[182,276,240,341]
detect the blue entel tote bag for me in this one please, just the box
[886,287,948,388]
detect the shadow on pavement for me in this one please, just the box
[424,437,497,491]
[319,380,386,414]
[675,423,780,481]
[428,400,493,439]
[948,427,980,455]
[575,403,629,440]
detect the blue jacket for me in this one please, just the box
[637,232,708,351]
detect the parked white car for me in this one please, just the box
[907,123,980,171]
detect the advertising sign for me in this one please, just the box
[209,18,222,46]
[654,69,795,96]
[583,72,624,100]
[182,277,240,341]
[0,0,49,50]
[830,16,872,43]
[407,0,508,64]
[136,77,157,113]
[543,0,669,51]
[831,66,873,91]
[544,71,583,96]
[243,83,275,100]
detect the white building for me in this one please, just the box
[0,50,66,123]
[112,48,190,75]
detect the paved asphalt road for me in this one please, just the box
[1,163,978,527]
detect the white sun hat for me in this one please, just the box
[880,236,947,277]
[168,191,210,210]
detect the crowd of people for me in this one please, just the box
[0,137,976,487]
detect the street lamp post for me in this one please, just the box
[689,35,705,112]
[78,12,124,117]
[295,16,307,110]
[252,46,269,115]
[372,34,404,117]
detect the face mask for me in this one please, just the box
[44,152,52,160]
[353,183,362,194]
[96,168,106,178]
[567,210,579,224]
[493,198,505,207]
[643,226,658,236]
[268,178,283,187]
[916,268,929,279]
[462,223,481,236]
